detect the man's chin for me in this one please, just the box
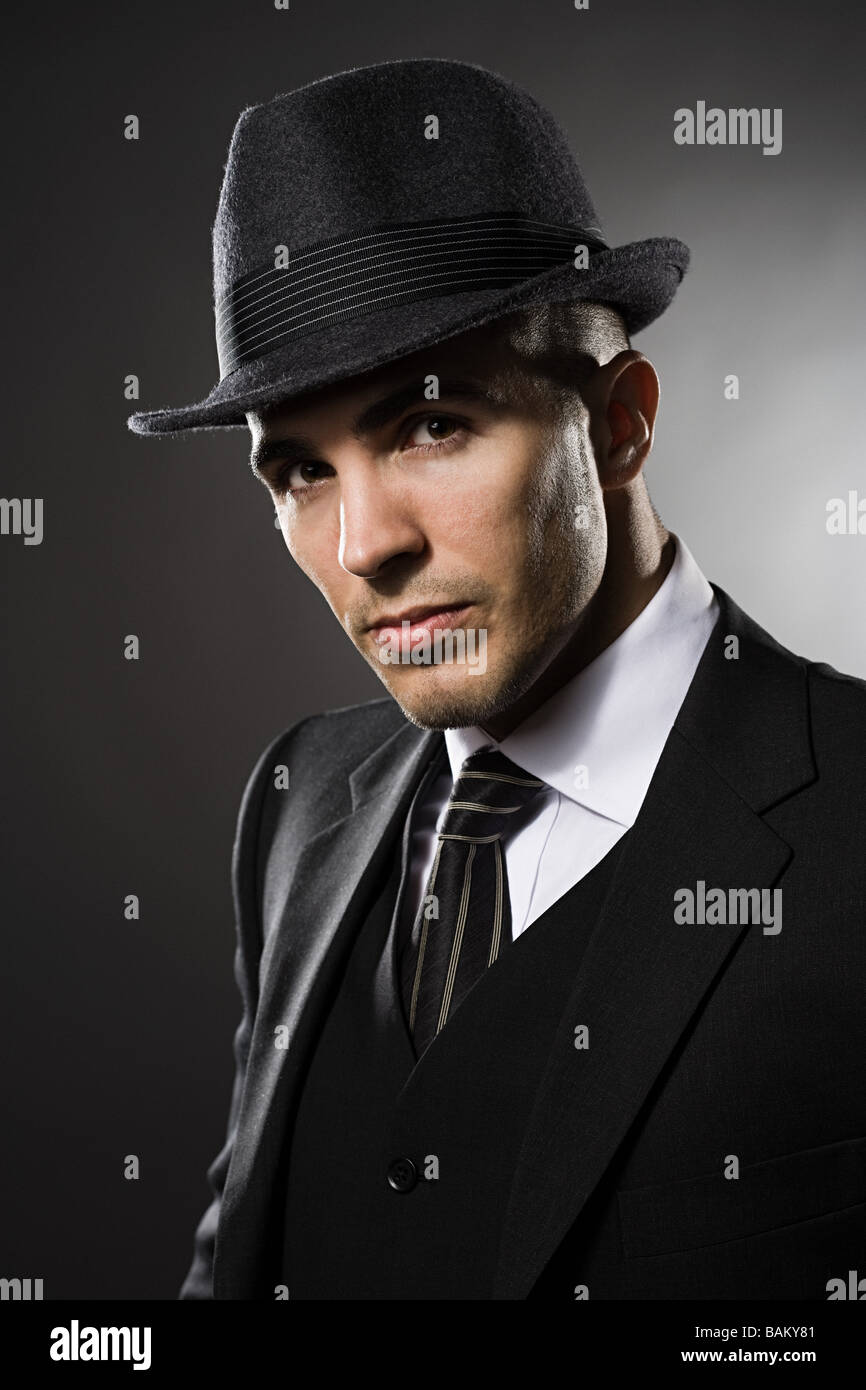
[375,663,528,732]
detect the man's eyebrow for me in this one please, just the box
[352,375,495,436]
[249,375,496,480]
[249,434,318,481]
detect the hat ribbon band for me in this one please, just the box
[214,212,608,377]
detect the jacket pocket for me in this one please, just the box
[617,1136,866,1259]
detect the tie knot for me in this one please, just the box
[438,749,546,843]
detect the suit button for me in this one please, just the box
[387,1157,417,1192]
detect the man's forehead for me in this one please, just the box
[248,318,520,438]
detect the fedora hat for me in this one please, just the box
[127,57,689,436]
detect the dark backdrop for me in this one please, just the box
[1,0,863,1298]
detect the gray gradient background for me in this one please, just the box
[1,0,863,1298]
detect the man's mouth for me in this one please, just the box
[367,603,474,645]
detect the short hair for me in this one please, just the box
[492,300,631,416]
[506,298,630,367]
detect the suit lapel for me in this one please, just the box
[492,587,816,1298]
[215,717,441,1297]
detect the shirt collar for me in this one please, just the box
[444,533,718,828]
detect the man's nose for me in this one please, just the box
[338,469,425,578]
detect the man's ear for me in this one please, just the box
[588,351,660,490]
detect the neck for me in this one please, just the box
[481,492,674,742]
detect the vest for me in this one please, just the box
[279,769,628,1299]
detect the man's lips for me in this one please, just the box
[367,603,474,643]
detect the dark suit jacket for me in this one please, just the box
[179,584,866,1299]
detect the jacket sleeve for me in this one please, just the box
[178,721,303,1300]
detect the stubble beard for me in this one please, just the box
[375,461,597,732]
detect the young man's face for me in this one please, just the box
[247,317,610,730]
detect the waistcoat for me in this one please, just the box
[279,765,628,1299]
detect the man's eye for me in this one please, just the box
[276,460,332,493]
[404,415,463,450]
[269,416,465,495]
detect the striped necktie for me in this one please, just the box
[402,748,546,1055]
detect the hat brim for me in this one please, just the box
[127,237,689,436]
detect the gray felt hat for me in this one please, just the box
[127,57,690,436]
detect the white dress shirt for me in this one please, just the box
[400,533,719,940]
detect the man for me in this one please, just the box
[129,58,865,1300]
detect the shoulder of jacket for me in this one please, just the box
[806,657,866,698]
[806,657,866,746]
[245,696,408,791]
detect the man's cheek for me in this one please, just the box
[437,489,513,553]
[430,496,489,548]
[277,510,301,553]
